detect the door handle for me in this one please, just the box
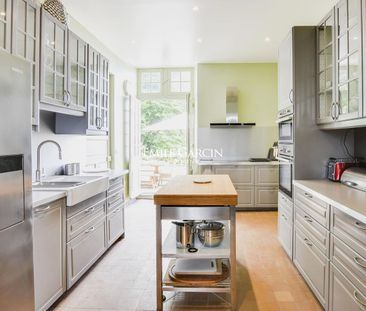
[304,192,313,199]
[353,291,366,307]
[303,237,313,247]
[289,89,293,103]
[85,226,96,233]
[335,102,341,120]
[34,205,51,214]
[355,221,366,231]
[331,103,336,120]
[353,256,366,269]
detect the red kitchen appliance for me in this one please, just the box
[327,158,359,181]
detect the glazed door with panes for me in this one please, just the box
[12,0,40,127]
[68,30,87,112]
[317,9,336,124]
[88,46,101,131]
[335,0,363,121]
[0,0,11,52]
[100,55,109,131]
[40,9,67,107]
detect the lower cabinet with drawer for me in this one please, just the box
[278,203,293,258]
[293,227,329,309]
[33,199,66,311]
[67,215,107,288]
[107,205,124,246]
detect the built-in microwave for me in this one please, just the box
[278,115,293,144]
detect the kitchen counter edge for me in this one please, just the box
[32,191,66,208]
[197,161,279,166]
[294,179,366,224]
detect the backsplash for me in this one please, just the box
[31,111,108,180]
[197,126,278,161]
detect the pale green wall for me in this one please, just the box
[197,63,278,128]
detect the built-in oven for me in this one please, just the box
[277,112,293,144]
[278,143,293,198]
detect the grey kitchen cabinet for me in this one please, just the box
[0,0,11,52]
[67,214,106,288]
[329,264,366,311]
[235,185,255,208]
[278,30,293,112]
[39,9,68,110]
[67,30,87,111]
[278,192,293,258]
[214,166,254,185]
[317,0,365,128]
[293,226,329,309]
[12,0,40,128]
[317,8,336,124]
[54,45,109,135]
[255,165,279,186]
[254,186,278,208]
[106,176,125,246]
[33,199,66,311]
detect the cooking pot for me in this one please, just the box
[196,221,225,247]
[172,221,196,249]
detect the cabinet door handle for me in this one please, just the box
[353,257,366,269]
[304,215,313,223]
[355,221,366,231]
[304,237,313,247]
[331,103,336,120]
[85,226,96,233]
[335,102,341,120]
[281,214,288,221]
[289,89,293,103]
[34,205,51,214]
[113,208,121,214]
[353,291,366,307]
[304,192,313,199]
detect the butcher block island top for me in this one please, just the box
[154,175,238,206]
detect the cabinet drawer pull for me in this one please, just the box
[34,205,51,214]
[304,192,313,199]
[355,221,366,231]
[303,237,313,247]
[353,257,366,269]
[281,214,288,221]
[85,207,95,214]
[353,291,366,307]
[304,215,313,223]
[113,208,121,214]
[85,226,96,233]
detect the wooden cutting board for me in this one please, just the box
[154,175,237,206]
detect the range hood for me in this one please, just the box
[210,87,256,128]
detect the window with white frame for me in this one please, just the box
[170,70,192,93]
[137,68,193,99]
[140,71,162,94]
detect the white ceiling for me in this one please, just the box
[62,0,338,68]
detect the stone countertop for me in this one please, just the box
[197,160,279,166]
[32,191,66,208]
[294,179,366,224]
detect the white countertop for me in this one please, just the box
[197,160,279,166]
[294,179,366,223]
[32,191,66,208]
[82,169,129,179]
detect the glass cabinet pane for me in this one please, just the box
[338,34,348,59]
[45,69,54,98]
[55,52,64,74]
[79,85,85,106]
[348,0,359,27]
[79,67,85,83]
[349,52,359,79]
[45,18,54,47]
[349,26,360,52]
[27,5,36,37]
[325,17,333,45]
[71,62,77,80]
[69,36,77,61]
[337,2,348,35]
[339,84,349,113]
[0,21,4,48]
[349,79,358,112]
[55,25,64,53]
[0,0,5,15]
[17,0,26,32]
[338,58,348,83]
[16,31,26,57]
[55,75,64,100]
[71,82,77,104]
[27,37,35,61]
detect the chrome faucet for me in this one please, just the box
[36,140,63,182]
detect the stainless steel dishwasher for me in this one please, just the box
[33,199,66,311]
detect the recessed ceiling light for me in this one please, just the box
[197,38,203,43]
[192,6,199,12]
[265,37,271,42]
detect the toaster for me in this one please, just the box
[327,158,358,181]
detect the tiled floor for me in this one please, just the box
[54,200,323,311]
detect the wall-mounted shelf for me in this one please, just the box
[210,123,256,128]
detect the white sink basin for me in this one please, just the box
[33,175,109,206]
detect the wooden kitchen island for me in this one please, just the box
[154,175,238,310]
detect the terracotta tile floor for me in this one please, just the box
[54,200,323,311]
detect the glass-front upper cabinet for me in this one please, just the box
[88,46,101,131]
[335,0,363,121]
[0,0,11,52]
[40,9,68,108]
[12,0,40,127]
[68,30,87,112]
[317,9,336,124]
[99,55,109,131]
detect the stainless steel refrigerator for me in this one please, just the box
[0,51,35,309]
